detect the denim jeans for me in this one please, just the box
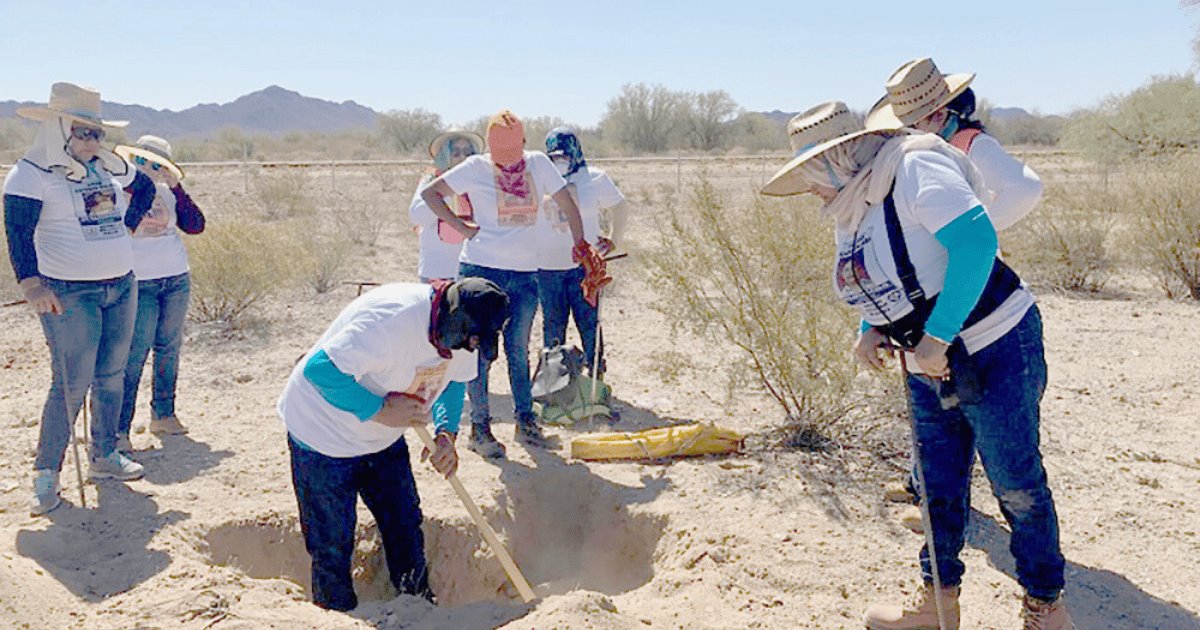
[908,305,1065,601]
[35,273,137,470]
[459,263,539,430]
[119,272,190,436]
[537,266,603,374]
[288,435,431,611]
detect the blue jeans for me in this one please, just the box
[119,273,191,436]
[35,273,137,470]
[288,435,431,611]
[537,267,602,374]
[458,263,539,430]
[908,305,1065,601]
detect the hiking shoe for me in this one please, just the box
[149,415,189,435]
[864,583,960,630]
[89,451,145,481]
[884,479,917,504]
[899,505,925,534]
[30,469,62,517]
[514,422,550,448]
[115,434,134,456]
[1022,594,1075,629]
[467,426,507,459]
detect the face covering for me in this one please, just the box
[553,158,570,176]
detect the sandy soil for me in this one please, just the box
[0,157,1197,629]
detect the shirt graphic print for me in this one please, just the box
[73,174,124,242]
[834,224,910,322]
[494,168,538,227]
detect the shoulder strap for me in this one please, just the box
[949,128,983,153]
[882,183,925,305]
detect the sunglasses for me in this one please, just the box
[133,155,164,171]
[71,126,105,142]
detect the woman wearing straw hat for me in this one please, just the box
[408,129,485,283]
[420,110,594,458]
[114,136,206,449]
[3,82,157,515]
[761,102,1073,629]
[867,58,1044,231]
[537,127,629,381]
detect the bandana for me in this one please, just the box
[545,127,588,177]
[494,159,530,198]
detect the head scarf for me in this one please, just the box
[23,116,130,182]
[545,127,588,177]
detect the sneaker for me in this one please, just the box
[149,415,188,435]
[89,451,145,481]
[884,479,917,504]
[514,422,550,448]
[115,434,134,456]
[899,505,925,534]
[467,425,507,459]
[864,583,960,630]
[1021,594,1075,630]
[30,469,62,516]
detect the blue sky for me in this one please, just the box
[1,1,1196,126]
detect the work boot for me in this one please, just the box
[884,479,917,504]
[515,421,550,448]
[30,469,62,517]
[899,505,925,534]
[1021,594,1075,629]
[149,414,189,435]
[89,451,145,481]
[467,425,507,459]
[864,583,960,630]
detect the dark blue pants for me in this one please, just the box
[537,266,603,374]
[909,306,1065,601]
[288,435,431,611]
[119,272,191,435]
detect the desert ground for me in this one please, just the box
[0,154,1197,629]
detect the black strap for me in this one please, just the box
[883,185,924,304]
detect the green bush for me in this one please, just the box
[187,218,300,326]
[1061,75,1200,165]
[1123,156,1200,299]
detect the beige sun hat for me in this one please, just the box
[115,135,184,181]
[429,128,486,160]
[865,57,975,129]
[16,82,129,129]
[761,101,893,197]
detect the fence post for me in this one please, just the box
[676,154,682,194]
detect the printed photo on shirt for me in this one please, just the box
[542,183,577,234]
[72,179,125,241]
[404,362,451,407]
[494,171,538,227]
[134,193,172,238]
[836,226,905,319]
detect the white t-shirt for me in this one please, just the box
[967,134,1043,231]
[131,183,190,280]
[3,159,137,281]
[408,174,465,280]
[833,150,1033,354]
[537,167,625,270]
[277,283,478,458]
[441,151,567,272]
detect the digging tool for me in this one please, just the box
[585,290,604,429]
[896,350,948,630]
[55,342,88,509]
[410,423,537,603]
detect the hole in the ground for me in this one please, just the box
[200,463,665,607]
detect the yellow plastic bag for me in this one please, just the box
[570,423,744,461]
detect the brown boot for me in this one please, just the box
[864,583,960,629]
[1021,594,1075,629]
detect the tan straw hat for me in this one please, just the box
[115,135,185,181]
[16,82,129,129]
[866,57,975,129]
[761,101,891,196]
[428,128,486,159]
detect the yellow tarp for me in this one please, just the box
[570,423,744,461]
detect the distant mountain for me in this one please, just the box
[759,110,797,125]
[988,106,1033,122]
[0,85,381,138]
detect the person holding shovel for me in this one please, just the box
[420,110,599,459]
[4,83,156,516]
[277,277,507,610]
[761,96,1073,628]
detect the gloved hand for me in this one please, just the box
[573,241,612,307]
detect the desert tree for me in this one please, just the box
[379,108,443,154]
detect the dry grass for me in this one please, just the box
[1005,180,1117,293]
[186,218,303,327]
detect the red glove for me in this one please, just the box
[573,241,612,307]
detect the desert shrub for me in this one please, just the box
[333,200,389,247]
[1123,156,1200,299]
[644,176,860,446]
[252,169,315,220]
[379,109,443,154]
[187,218,300,326]
[1005,182,1116,292]
[300,227,352,294]
[1061,75,1200,165]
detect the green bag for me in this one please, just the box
[531,345,611,426]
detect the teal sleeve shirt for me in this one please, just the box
[925,205,998,342]
[302,349,385,421]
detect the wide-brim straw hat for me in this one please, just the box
[866,57,974,129]
[16,82,129,129]
[429,128,486,160]
[761,101,891,197]
[115,135,185,181]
